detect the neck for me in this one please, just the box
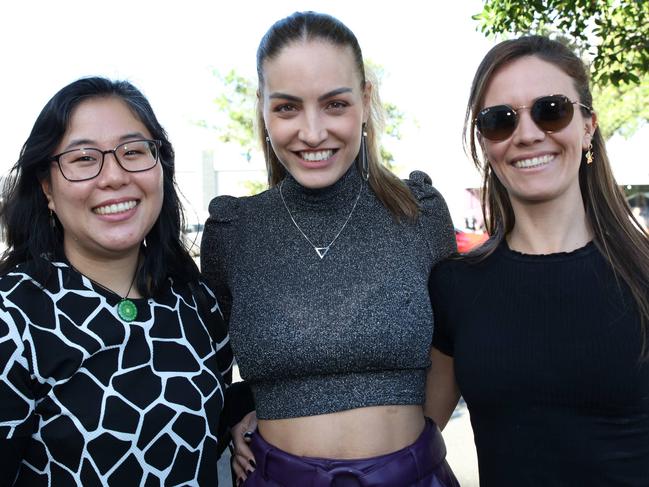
[507,193,593,254]
[65,248,142,299]
[281,163,361,207]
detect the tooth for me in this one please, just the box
[301,150,333,161]
[95,201,136,215]
[514,155,553,168]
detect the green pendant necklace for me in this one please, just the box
[116,274,138,322]
[72,264,139,322]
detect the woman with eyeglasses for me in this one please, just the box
[426,36,649,485]
[201,11,459,487]
[0,77,233,486]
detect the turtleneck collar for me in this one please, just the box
[279,162,363,208]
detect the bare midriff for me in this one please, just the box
[258,404,425,459]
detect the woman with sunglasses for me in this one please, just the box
[0,77,233,486]
[201,11,459,487]
[426,36,649,485]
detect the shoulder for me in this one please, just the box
[404,170,446,208]
[206,189,275,224]
[403,170,457,259]
[0,260,51,293]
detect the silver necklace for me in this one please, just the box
[279,179,364,259]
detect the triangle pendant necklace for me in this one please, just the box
[279,180,364,260]
[315,247,330,259]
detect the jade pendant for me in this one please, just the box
[117,299,138,322]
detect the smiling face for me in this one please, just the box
[261,40,370,189]
[480,55,596,208]
[41,96,164,263]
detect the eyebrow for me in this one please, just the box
[268,87,353,103]
[62,132,149,151]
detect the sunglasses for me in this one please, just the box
[475,94,592,141]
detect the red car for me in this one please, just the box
[455,229,488,254]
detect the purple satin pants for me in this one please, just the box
[243,418,460,487]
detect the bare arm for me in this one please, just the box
[424,347,460,430]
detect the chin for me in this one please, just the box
[297,167,351,189]
[293,173,331,189]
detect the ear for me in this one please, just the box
[583,110,598,150]
[362,81,372,124]
[40,178,56,212]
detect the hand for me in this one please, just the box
[231,410,257,485]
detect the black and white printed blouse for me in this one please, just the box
[0,259,233,486]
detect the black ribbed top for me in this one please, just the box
[432,240,649,486]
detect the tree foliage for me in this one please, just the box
[475,0,649,86]
[475,0,649,137]
[208,69,257,162]
[593,74,649,139]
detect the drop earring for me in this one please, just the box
[585,144,593,165]
[265,131,273,184]
[360,123,369,181]
[49,209,56,229]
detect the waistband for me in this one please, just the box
[250,417,447,486]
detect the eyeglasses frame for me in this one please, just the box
[49,138,162,182]
[474,94,593,142]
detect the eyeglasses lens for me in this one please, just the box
[477,107,517,141]
[116,140,159,171]
[531,96,574,133]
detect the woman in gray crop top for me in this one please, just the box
[201,12,459,487]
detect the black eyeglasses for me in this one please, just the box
[475,94,592,142]
[50,139,162,182]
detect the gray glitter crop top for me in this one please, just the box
[201,166,456,419]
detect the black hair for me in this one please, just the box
[0,76,199,296]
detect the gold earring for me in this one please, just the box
[585,144,593,164]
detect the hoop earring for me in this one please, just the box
[585,144,593,165]
[360,123,369,181]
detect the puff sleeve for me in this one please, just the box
[405,170,457,265]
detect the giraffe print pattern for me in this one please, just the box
[0,260,233,486]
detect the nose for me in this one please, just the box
[512,110,545,146]
[298,111,327,147]
[97,152,129,187]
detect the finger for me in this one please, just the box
[235,451,255,472]
[232,459,246,481]
[234,443,255,465]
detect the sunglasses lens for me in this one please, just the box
[531,95,574,132]
[476,106,517,141]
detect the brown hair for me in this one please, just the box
[464,35,649,358]
[256,11,418,221]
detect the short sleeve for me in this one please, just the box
[429,261,456,357]
[405,171,457,266]
[200,195,241,325]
